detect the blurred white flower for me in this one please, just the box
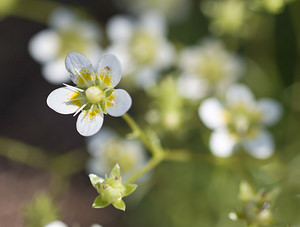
[178,39,243,100]
[251,0,294,14]
[113,0,191,23]
[44,220,102,227]
[47,52,132,136]
[28,7,102,84]
[86,128,147,181]
[44,221,68,227]
[201,0,253,37]
[199,84,282,159]
[106,11,175,89]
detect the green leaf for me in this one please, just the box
[112,199,126,211]
[92,195,110,208]
[89,174,104,189]
[123,184,137,197]
[110,163,121,178]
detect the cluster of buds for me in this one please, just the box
[89,164,137,211]
[229,181,279,226]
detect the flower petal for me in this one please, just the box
[107,89,132,117]
[243,130,274,159]
[96,54,122,88]
[135,67,158,89]
[226,84,255,106]
[140,11,166,36]
[48,7,76,29]
[257,98,282,126]
[177,75,209,100]
[42,60,70,84]
[199,98,226,129]
[28,29,60,63]
[209,129,237,157]
[65,52,94,87]
[44,220,68,227]
[107,15,133,43]
[47,87,82,114]
[76,111,104,136]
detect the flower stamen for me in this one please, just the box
[73,103,87,117]
[63,83,84,92]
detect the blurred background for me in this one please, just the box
[0,0,300,226]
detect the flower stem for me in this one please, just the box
[0,137,49,169]
[125,152,165,184]
[122,113,162,156]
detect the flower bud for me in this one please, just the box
[89,164,137,211]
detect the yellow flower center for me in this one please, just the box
[85,86,104,104]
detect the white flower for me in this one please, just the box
[201,0,252,37]
[199,84,282,159]
[251,0,294,14]
[47,52,132,136]
[106,11,175,89]
[113,0,191,23]
[44,221,68,227]
[86,128,147,181]
[178,39,243,100]
[28,7,102,84]
[44,221,102,227]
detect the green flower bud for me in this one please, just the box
[89,164,137,211]
[230,181,280,226]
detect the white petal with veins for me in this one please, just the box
[65,52,94,87]
[107,89,132,117]
[76,111,104,136]
[96,54,122,88]
[47,87,82,114]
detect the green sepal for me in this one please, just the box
[110,163,121,178]
[92,195,110,208]
[112,199,126,211]
[105,89,114,97]
[83,103,91,110]
[100,100,106,112]
[89,174,103,190]
[123,184,137,197]
[95,77,101,86]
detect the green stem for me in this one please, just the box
[125,152,165,184]
[164,150,213,163]
[0,137,49,169]
[10,0,63,23]
[122,113,162,155]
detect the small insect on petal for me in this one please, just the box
[104,66,111,71]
